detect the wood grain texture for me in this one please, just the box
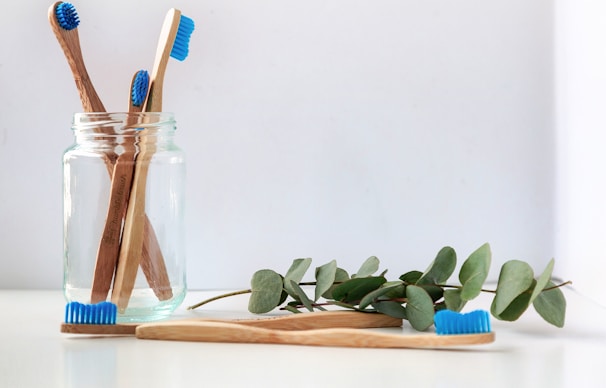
[48,1,105,113]
[136,321,495,348]
[143,8,182,113]
[61,311,402,335]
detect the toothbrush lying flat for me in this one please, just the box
[136,320,494,348]
[112,8,194,312]
[60,302,402,335]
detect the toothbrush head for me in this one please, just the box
[131,70,150,108]
[65,301,117,325]
[433,309,491,335]
[170,14,195,61]
[55,2,80,31]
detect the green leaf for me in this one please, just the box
[493,260,534,315]
[354,256,380,278]
[358,282,403,310]
[321,268,350,300]
[529,259,555,305]
[405,285,435,331]
[248,269,284,313]
[491,284,533,321]
[459,243,492,300]
[283,305,302,314]
[314,260,337,302]
[331,276,386,303]
[288,280,314,312]
[399,270,422,284]
[417,246,456,285]
[372,301,407,319]
[533,281,566,328]
[443,289,467,312]
[418,284,444,302]
[284,258,312,298]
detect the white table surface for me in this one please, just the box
[1,288,604,388]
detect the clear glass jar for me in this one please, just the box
[63,112,186,322]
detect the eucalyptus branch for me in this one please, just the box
[189,243,570,330]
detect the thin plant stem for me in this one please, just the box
[187,289,251,310]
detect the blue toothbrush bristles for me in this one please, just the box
[434,309,491,335]
[131,70,150,107]
[55,2,80,31]
[65,302,117,325]
[170,15,195,61]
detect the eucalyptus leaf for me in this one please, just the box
[289,280,314,312]
[405,285,435,331]
[533,281,566,328]
[248,269,284,314]
[315,260,337,302]
[372,301,408,319]
[284,258,312,298]
[399,270,422,285]
[283,305,302,314]
[331,276,386,303]
[358,282,403,310]
[418,284,444,302]
[354,256,380,278]
[321,268,350,300]
[459,243,492,300]
[417,246,456,285]
[491,286,533,321]
[444,289,467,312]
[493,260,534,315]
[529,259,555,305]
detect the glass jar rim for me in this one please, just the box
[71,112,176,134]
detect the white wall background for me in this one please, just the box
[0,0,567,291]
[555,0,606,303]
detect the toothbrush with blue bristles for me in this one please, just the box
[112,8,194,313]
[48,1,105,113]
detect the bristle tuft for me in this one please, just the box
[131,70,150,107]
[170,15,195,61]
[65,302,117,325]
[434,309,491,335]
[55,2,80,31]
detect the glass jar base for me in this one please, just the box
[64,286,186,323]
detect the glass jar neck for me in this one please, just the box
[71,112,176,144]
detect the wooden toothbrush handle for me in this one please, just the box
[111,139,156,313]
[91,150,136,303]
[135,321,495,348]
[60,311,401,336]
[227,311,402,330]
[91,146,172,303]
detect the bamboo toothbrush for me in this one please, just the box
[90,70,148,303]
[136,320,494,348]
[112,9,194,312]
[143,8,195,112]
[61,302,403,335]
[135,310,494,348]
[125,70,173,302]
[48,1,105,113]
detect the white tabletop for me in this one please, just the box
[1,289,604,388]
